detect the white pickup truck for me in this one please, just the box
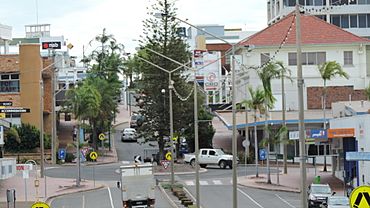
[183,148,235,169]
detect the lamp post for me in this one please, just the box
[156,14,238,208]
[136,56,185,186]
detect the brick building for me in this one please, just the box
[0,44,55,134]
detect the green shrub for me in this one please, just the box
[65,152,76,162]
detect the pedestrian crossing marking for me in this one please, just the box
[199,181,209,185]
[213,180,222,185]
[185,180,195,186]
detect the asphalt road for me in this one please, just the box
[47,122,302,208]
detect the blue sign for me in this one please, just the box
[259,149,267,161]
[58,148,66,160]
[79,128,84,143]
[346,152,370,161]
[309,129,327,139]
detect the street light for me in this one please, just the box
[155,13,238,208]
[136,55,185,186]
[295,1,308,208]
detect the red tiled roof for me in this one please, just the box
[241,13,370,46]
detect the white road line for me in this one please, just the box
[107,187,115,208]
[237,188,264,208]
[213,180,222,185]
[185,180,195,186]
[275,194,296,208]
[199,181,209,185]
[82,194,85,208]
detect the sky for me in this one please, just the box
[0,0,267,59]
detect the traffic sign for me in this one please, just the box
[259,149,267,161]
[99,133,106,141]
[31,201,50,208]
[165,152,172,161]
[134,155,142,163]
[350,185,370,208]
[242,139,250,148]
[160,160,170,169]
[89,151,98,160]
[58,148,66,160]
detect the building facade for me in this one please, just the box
[267,0,370,38]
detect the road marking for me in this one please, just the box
[237,188,264,208]
[213,180,222,185]
[199,180,209,185]
[107,187,114,208]
[275,194,296,208]
[185,180,195,186]
[121,161,130,164]
[82,194,85,208]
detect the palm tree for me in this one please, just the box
[365,83,370,101]
[318,61,349,172]
[257,62,280,184]
[275,61,292,174]
[241,86,265,177]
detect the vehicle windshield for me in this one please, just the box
[328,197,349,205]
[311,185,331,194]
[215,149,225,155]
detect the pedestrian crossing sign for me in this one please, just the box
[89,151,98,160]
[31,201,50,208]
[350,185,370,208]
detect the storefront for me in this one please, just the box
[329,114,370,187]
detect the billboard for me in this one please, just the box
[193,50,221,91]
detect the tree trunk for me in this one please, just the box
[323,80,327,172]
[265,102,271,184]
[282,72,288,174]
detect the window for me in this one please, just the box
[8,165,12,174]
[341,15,349,28]
[314,0,325,5]
[344,51,353,65]
[359,14,367,28]
[315,15,327,21]
[261,53,270,65]
[331,15,341,27]
[288,52,326,66]
[201,150,207,155]
[350,15,358,28]
[288,53,297,66]
[306,0,314,5]
[0,73,20,93]
[209,150,216,156]
[367,14,370,27]
[317,52,326,64]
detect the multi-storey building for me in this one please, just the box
[267,0,370,38]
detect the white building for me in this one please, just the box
[0,23,12,54]
[237,13,370,110]
[267,0,370,38]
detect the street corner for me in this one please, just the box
[237,176,300,193]
[45,181,106,204]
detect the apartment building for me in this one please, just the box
[267,0,370,38]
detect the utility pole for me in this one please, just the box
[296,1,307,208]
[194,68,200,208]
[169,73,175,186]
[39,80,45,178]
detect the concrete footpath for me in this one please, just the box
[238,165,347,195]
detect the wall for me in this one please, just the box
[0,55,21,107]
[307,86,367,109]
[19,44,42,130]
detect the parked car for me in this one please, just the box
[184,148,235,169]
[307,183,335,208]
[324,196,349,208]
[130,114,144,128]
[121,128,137,142]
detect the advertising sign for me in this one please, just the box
[42,41,62,50]
[328,128,355,138]
[309,129,327,139]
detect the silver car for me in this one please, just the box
[325,196,349,208]
[121,128,137,142]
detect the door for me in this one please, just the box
[199,150,209,164]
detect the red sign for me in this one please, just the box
[328,128,355,138]
[160,160,170,169]
[16,164,32,171]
